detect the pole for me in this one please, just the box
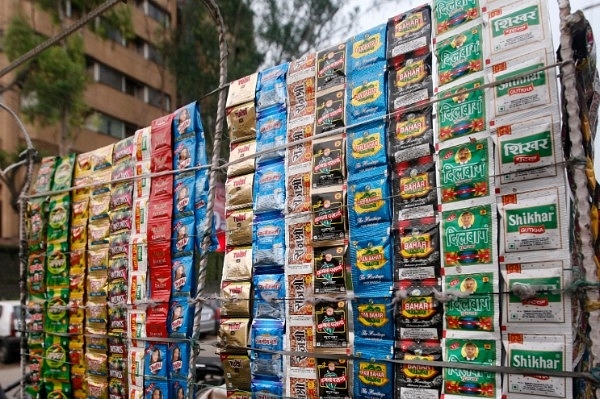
[188,1,228,397]
[0,102,36,399]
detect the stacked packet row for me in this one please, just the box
[284,53,318,399]
[384,5,445,399]
[486,2,572,398]
[25,157,55,397]
[48,155,76,398]
[84,144,115,399]
[306,39,353,399]
[26,155,76,398]
[432,4,493,396]
[106,136,135,399]
[167,101,210,399]
[25,107,215,399]
[433,1,502,397]
[128,126,152,399]
[143,113,175,399]
[250,62,289,397]
[345,20,396,399]
[220,72,260,398]
[432,1,571,398]
[69,152,94,399]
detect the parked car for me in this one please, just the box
[0,300,23,364]
[198,303,219,336]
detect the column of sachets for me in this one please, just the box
[386,5,441,399]
[70,152,94,399]
[26,157,55,398]
[127,126,151,399]
[432,2,501,398]
[169,101,207,399]
[307,41,352,399]
[249,63,289,399]
[190,100,218,259]
[220,73,259,399]
[43,154,75,398]
[144,114,175,399]
[482,2,572,398]
[86,144,114,399]
[345,22,396,399]
[284,53,318,399]
[107,137,135,399]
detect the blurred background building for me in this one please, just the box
[0,0,177,240]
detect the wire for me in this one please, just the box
[24,279,586,309]
[231,344,598,382]
[582,2,600,11]
[21,57,570,201]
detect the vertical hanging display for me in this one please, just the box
[285,52,318,399]
[220,73,259,398]
[128,126,152,399]
[21,2,600,399]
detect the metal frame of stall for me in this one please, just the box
[4,0,600,398]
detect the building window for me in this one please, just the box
[20,91,38,109]
[134,37,145,57]
[96,63,123,92]
[86,112,127,139]
[133,37,163,65]
[146,87,170,111]
[124,79,145,100]
[125,123,138,137]
[146,42,163,65]
[63,0,83,19]
[96,18,127,46]
[89,59,171,111]
[137,0,170,27]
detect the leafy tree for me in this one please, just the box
[164,0,264,170]
[3,2,133,156]
[36,0,134,39]
[164,0,366,168]
[0,1,133,214]
[166,0,263,106]
[4,15,87,156]
[254,0,360,66]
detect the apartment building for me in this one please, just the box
[0,0,177,240]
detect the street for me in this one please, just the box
[0,363,23,397]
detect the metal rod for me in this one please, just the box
[188,1,228,397]
[0,102,36,399]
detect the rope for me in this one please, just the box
[557,0,600,379]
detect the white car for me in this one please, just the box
[0,300,23,364]
[198,303,218,336]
